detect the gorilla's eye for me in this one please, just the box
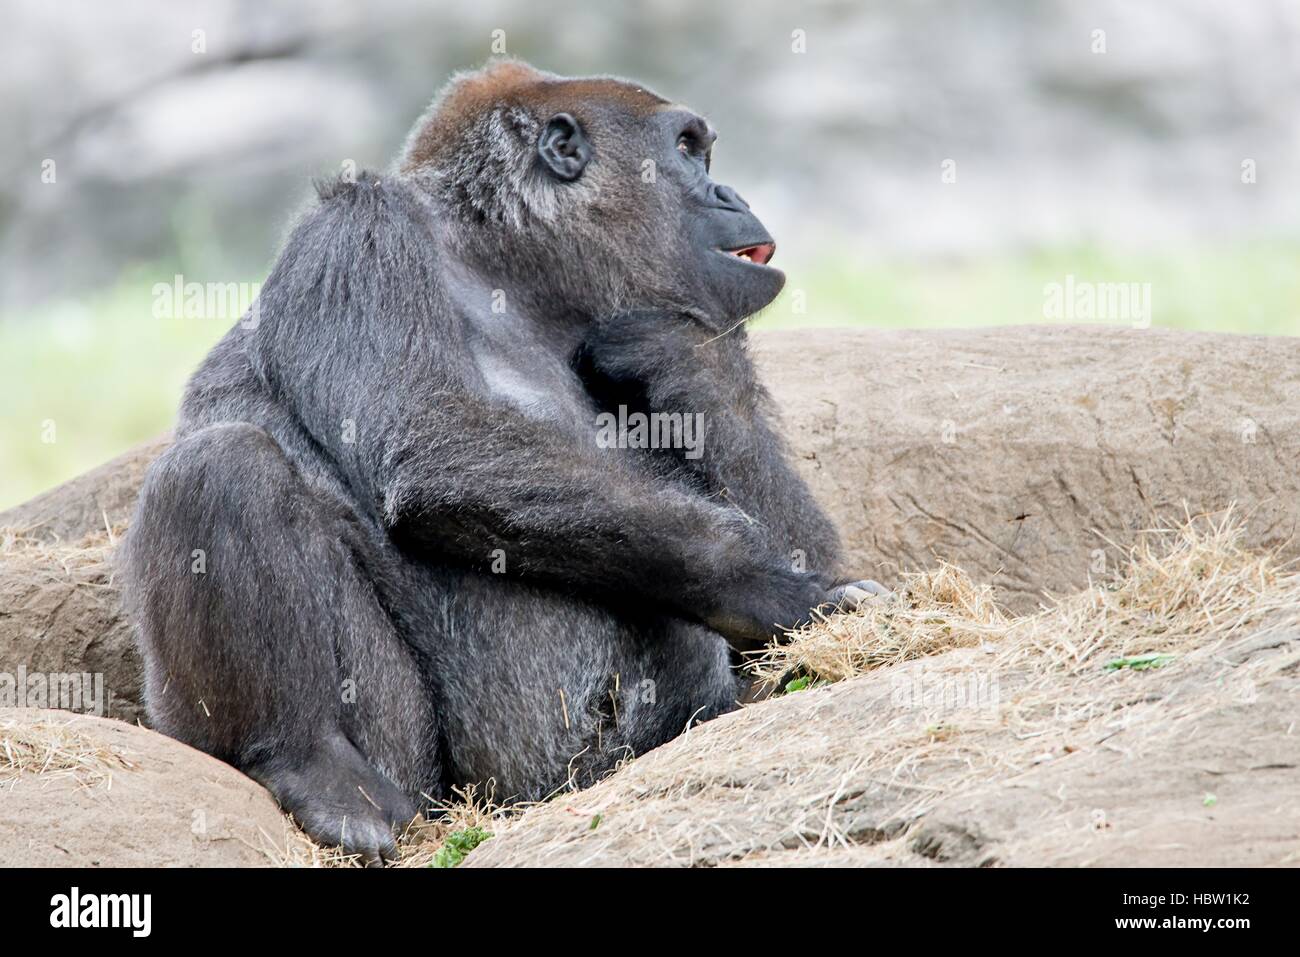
[677,131,711,171]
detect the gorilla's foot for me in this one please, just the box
[249,732,416,866]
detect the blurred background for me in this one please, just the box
[2,0,1298,508]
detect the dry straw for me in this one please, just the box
[0,525,119,578]
[0,713,136,788]
[752,508,1295,686]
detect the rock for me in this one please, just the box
[0,536,142,723]
[0,434,171,545]
[2,324,1298,716]
[466,616,1300,867]
[753,325,1300,611]
[0,708,290,867]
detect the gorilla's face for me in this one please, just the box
[534,100,786,326]
[653,109,787,323]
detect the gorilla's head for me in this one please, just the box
[401,60,785,329]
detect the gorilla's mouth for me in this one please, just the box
[721,243,776,266]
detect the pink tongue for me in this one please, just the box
[747,243,774,265]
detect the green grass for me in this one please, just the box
[430,826,492,868]
[1105,653,1177,672]
[0,268,231,509]
[754,239,1300,334]
[781,675,830,694]
[2,239,1296,510]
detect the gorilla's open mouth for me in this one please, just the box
[721,243,776,266]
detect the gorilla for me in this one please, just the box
[121,60,883,863]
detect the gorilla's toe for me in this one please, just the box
[248,731,416,865]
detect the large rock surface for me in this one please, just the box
[467,616,1300,867]
[753,325,1300,610]
[0,708,288,866]
[2,325,1298,720]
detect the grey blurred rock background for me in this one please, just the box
[2,0,1298,508]
[3,0,1298,310]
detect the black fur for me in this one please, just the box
[120,61,863,863]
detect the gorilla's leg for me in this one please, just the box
[424,572,741,801]
[122,423,438,862]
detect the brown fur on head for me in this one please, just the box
[400,59,669,229]
[402,60,669,173]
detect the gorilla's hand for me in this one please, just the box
[702,566,893,653]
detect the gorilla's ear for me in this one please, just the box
[538,113,591,181]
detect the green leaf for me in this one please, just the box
[1105,653,1175,672]
[429,826,492,868]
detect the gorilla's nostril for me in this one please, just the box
[712,184,749,210]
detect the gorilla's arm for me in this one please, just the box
[245,177,836,648]
[577,312,842,574]
[382,390,839,634]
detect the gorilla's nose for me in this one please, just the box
[711,184,750,212]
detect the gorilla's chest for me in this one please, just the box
[466,313,596,437]
[473,348,590,422]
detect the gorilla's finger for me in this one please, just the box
[846,578,892,596]
[828,579,895,610]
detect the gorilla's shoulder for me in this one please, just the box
[295,170,432,242]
